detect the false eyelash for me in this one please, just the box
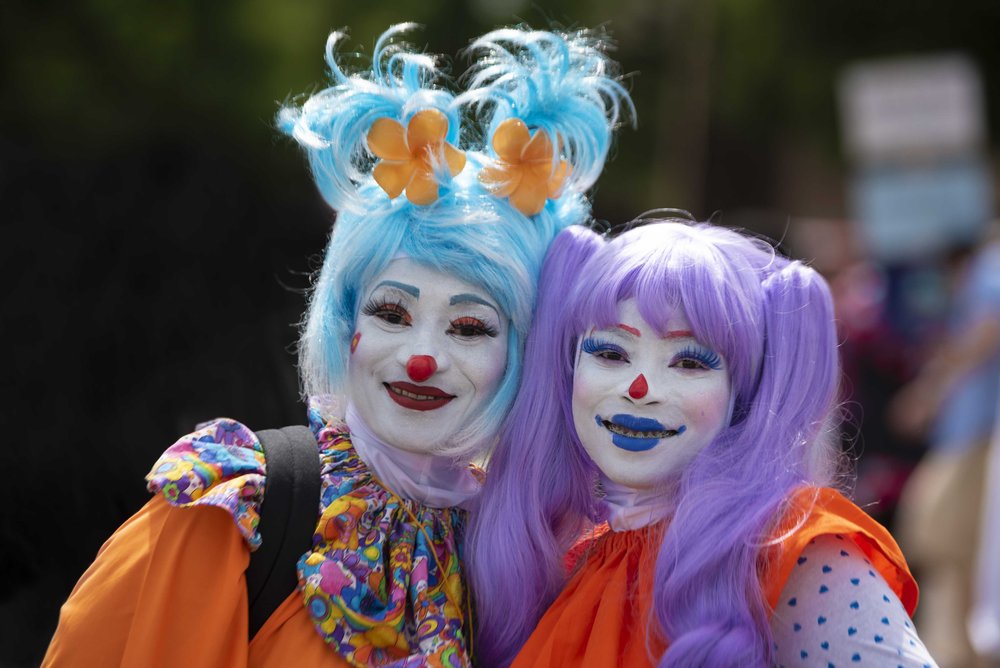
[675,345,722,370]
[361,297,408,320]
[449,316,500,338]
[581,337,629,360]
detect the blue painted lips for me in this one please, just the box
[595,413,686,452]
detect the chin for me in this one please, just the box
[599,458,682,491]
[605,472,658,490]
[380,424,459,454]
[392,440,442,455]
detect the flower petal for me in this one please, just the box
[526,161,554,180]
[509,176,549,216]
[522,129,554,163]
[373,161,415,199]
[406,169,439,205]
[367,118,409,160]
[407,109,449,151]
[479,164,522,198]
[443,143,467,177]
[492,118,531,162]
[547,160,570,197]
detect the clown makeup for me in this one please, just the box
[572,299,731,490]
[347,258,509,454]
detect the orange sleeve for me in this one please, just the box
[43,496,251,668]
[763,487,918,616]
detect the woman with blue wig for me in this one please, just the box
[44,24,630,667]
[469,220,937,666]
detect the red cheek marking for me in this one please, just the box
[628,374,648,399]
[406,355,437,383]
[350,332,361,354]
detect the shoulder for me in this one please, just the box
[144,399,360,551]
[967,243,1000,302]
[146,418,271,550]
[771,534,936,667]
[763,486,918,616]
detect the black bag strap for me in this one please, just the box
[246,425,322,639]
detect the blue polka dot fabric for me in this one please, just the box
[771,534,937,667]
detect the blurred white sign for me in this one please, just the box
[851,159,993,262]
[839,54,986,163]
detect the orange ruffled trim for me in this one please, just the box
[367,109,466,206]
[513,486,917,668]
[479,118,569,216]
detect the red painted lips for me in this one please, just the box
[384,382,456,411]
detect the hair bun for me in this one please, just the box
[463,27,635,199]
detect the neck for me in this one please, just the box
[600,476,676,531]
[345,403,481,509]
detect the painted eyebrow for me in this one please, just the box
[663,330,694,339]
[371,280,419,297]
[600,325,693,340]
[450,293,501,317]
[616,324,641,337]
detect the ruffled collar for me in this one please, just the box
[345,402,481,509]
[522,522,668,667]
[299,396,472,666]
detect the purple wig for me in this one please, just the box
[468,221,842,666]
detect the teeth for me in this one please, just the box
[602,420,677,439]
[389,385,446,401]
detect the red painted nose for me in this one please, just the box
[406,355,438,383]
[628,374,648,399]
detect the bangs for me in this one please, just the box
[340,179,547,338]
[571,223,771,396]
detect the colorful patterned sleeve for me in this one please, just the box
[145,418,267,550]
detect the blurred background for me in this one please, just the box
[4,0,1000,665]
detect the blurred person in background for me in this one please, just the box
[791,217,926,527]
[971,409,1000,662]
[890,224,1000,667]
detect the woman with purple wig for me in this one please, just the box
[469,220,937,666]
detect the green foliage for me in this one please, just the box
[3,0,998,212]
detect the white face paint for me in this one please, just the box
[347,258,509,454]
[571,299,732,490]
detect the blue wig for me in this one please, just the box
[278,24,632,459]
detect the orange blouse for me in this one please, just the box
[512,487,917,668]
[43,496,349,668]
[44,407,473,668]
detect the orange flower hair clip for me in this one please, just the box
[479,118,569,216]
[367,109,467,205]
